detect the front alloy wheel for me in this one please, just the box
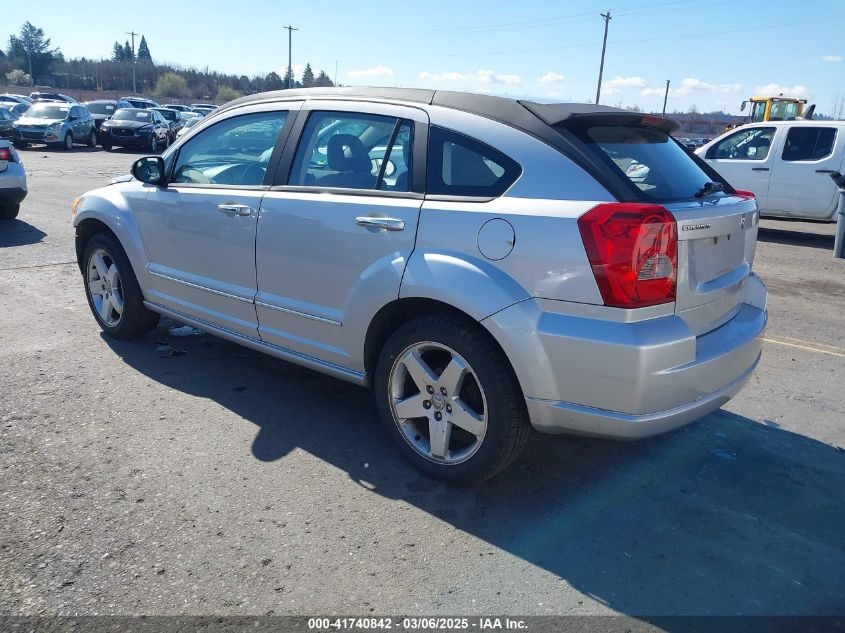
[149,135,157,153]
[64,132,73,150]
[389,342,487,464]
[87,248,124,327]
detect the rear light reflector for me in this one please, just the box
[733,190,756,199]
[577,203,678,309]
[0,147,9,172]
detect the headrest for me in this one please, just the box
[327,134,371,172]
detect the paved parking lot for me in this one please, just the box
[1,147,844,617]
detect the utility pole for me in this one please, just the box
[662,79,671,116]
[125,31,138,93]
[27,43,33,85]
[283,25,298,89]
[595,11,612,105]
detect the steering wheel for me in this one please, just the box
[240,162,267,185]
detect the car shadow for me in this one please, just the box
[0,218,47,247]
[102,326,845,618]
[757,226,835,250]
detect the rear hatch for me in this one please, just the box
[549,110,758,336]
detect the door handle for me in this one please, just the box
[355,216,405,231]
[751,167,770,171]
[815,169,837,174]
[217,203,254,217]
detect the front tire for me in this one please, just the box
[87,128,97,147]
[63,132,73,151]
[101,140,112,152]
[82,233,160,339]
[0,204,20,220]
[149,135,158,153]
[374,314,530,484]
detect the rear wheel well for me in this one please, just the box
[75,219,118,272]
[363,298,525,400]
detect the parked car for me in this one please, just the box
[0,139,27,219]
[697,120,845,220]
[1,102,30,118]
[98,108,170,152]
[175,114,202,139]
[163,104,192,113]
[120,96,160,110]
[29,91,76,103]
[0,93,33,104]
[150,107,183,142]
[83,99,133,133]
[72,88,767,483]
[0,107,17,140]
[190,104,218,116]
[12,102,96,150]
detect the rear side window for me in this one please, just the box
[562,121,712,202]
[427,126,520,198]
[782,127,836,161]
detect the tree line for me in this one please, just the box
[1,22,335,101]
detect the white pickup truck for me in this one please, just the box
[697,120,845,220]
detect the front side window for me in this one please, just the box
[781,127,836,161]
[171,111,288,187]
[289,111,413,192]
[427,126,521,197]
[707,127,776,161]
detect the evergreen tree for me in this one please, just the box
[264,71,283,91]
[137,36,151,62]
[301,63,314,88]
[282,67,294,89]
[315,70,333,87]
[7,22,60,82]
[112,41,125,61]
[123,41,133,61]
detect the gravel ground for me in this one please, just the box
[1,146,844,618]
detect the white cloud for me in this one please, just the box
[419,69,522,86]
[754,83,808,97]
[821,55,842,62]
[674,77,741,95]
[603,75,647,90]
[346,65,393,79]
[537,72,565,85]
[641,87,666,97]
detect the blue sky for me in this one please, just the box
[4,0,844,114]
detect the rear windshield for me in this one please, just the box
[112,109,151,121]
[85,102,116,115]
[154,109,177,120]
[561,120,715,202]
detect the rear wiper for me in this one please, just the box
[694,181,724,198]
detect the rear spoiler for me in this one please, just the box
[520,101,680,134]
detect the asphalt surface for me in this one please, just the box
[1,146,844,619]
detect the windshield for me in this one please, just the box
[560,120,715,202]
[27,104,70,120]
[184,117,200,128]
[85,102,116,115]
[112,109,152,122]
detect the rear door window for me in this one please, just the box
[706,127,776,161]
[426,126,521,197]
[781,127,836,161]
[562,120,713,202]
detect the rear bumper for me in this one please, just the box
[485,274,768,439]
[0,187,27,205]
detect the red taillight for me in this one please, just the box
[733,190,756,199]
[0,148,10,161]
[577,203,678,309]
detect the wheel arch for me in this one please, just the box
[363,297,527,404]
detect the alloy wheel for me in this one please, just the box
[86,248,124,327]
[388,341,488,464]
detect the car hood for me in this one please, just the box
[15,117,63,126]
[103,120,149,129]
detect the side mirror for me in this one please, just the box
[132,156,166,186]
[740,101,747,112]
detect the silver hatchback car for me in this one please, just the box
[72,88,767,483]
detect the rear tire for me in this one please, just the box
[13,141,27,150]
[82,233,160,339]
[0,204,20,220]
[374,313,530,484]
